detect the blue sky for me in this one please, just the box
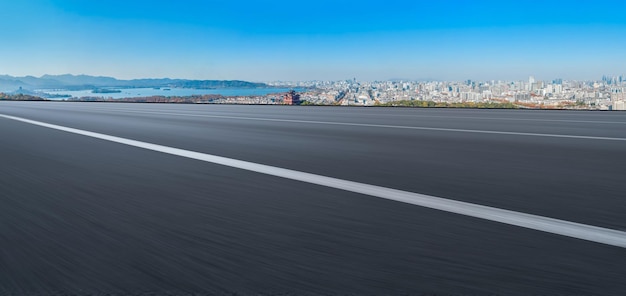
[1,0,625,81]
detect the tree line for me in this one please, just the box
[0,93,47,101]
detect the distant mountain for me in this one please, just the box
[0,74,268,91]
[7,86,41,96]
[0,77,25,92]
[41,74,120,86]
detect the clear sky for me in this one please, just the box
[1,0,625,82]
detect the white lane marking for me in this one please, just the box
[5,101,626,125]
[363,114,626,125]
[40,103,626,125]
[98,106,626,125]
[2,113,626,248]
[70,107,626,142]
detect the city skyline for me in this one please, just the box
[1,0,625,81]
[3,72,625,111]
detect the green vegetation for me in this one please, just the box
[0,93,47,101]
[299,100,316,106]
[70,94,223,103]
[375,100,518,109]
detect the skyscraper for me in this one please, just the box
[528,76,536,91]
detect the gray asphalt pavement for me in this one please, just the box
[1,101,625,295]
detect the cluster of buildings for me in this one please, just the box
[68,76,625,109]
[266,75,626,110]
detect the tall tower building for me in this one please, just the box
[528,76,537,91]
[283,90,301,105]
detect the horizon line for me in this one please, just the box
[2,73,626,83]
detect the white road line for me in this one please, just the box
[369,114,626,125]
[2,113,626,248]
[98,107,626,125]
[6,101,626,125]
[75,107,626,141]
[28,102,626,125]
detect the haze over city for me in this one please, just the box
[1,0,625,81]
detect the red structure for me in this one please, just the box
[283,90,301,105]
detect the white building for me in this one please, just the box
[612,101,626,111]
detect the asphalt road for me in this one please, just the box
[1,101,625,295]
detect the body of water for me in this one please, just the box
[43,87,305,100]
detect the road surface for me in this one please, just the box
[1,101,625,295]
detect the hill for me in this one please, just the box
[0,74,268,90]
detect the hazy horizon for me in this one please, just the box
[1,72,624,84]
[1,0,625,82]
